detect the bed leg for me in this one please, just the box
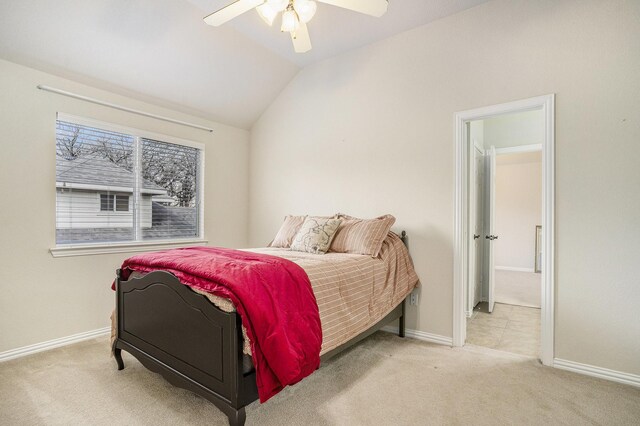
[114,347,124,370]
[399,300,406,338]
[227,407,246,426]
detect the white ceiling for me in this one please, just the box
[188,0,492,67]
[0,0,490,129]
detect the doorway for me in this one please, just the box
[453,95,555,365]
[468,137,542,357]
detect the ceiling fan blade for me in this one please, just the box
[204,0,264,26]
[316,0,388,17]
[291,22,312,53]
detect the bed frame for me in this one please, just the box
[113,232,408,426]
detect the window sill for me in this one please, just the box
[49,239,208,258]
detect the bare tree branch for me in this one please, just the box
[56,127,83,159]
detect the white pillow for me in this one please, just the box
[290,217,342,254]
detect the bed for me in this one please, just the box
[112,230,418,426]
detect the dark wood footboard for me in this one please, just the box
[114,269,257,425]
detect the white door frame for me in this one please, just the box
[453,94,555,366]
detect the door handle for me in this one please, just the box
[485,235,498,240]
[473,234,480,239]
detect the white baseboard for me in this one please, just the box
[0,327,110,362]
[381,325,453,346]
[495,266,535,273]
[554,358,640,388]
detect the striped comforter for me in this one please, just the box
[194,231,419,355]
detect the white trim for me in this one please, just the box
[0,327,110,362]
[50,238,208,257]
[132,136,142,241]
[554,358,640,388]
[494,143,542,155]
[540,94,555,366]
[495,266,535,273]
[56,182,165,195]
[453,94,555,366]
[40,86,214,133]
[57,112,206,150]
[473,140,485,155]
[381,326,453,346]
[456,96,546,121]
[453,112,467,347]
[198,147,206,240]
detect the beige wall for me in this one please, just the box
[0,59,250,353]
[250,0,640,375]
[495,152,542,270]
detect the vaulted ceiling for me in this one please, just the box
[0,0,490,129]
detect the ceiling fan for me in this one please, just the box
[203,0,389,53]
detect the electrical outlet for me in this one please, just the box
[410,291,418,306]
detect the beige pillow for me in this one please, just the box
[290,217,342,254]
[270,215,306,248]
[330,214,396,257]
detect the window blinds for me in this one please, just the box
[55,119,202,245]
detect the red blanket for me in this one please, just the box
[118,246,322,402]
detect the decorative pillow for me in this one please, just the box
[270,215,307,248]
[290,217,343,254]
[330,214,396,257]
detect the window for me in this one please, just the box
[100,194,114,212]
[100,194,129,212]
[116,195,129,212]
[55,116,203,246]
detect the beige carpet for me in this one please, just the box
[1,332,639,425]
[495,269,541,308]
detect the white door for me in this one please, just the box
[468,143,477,315]
[487,146,497,313]
[474,147,484,307]
[469,143,484,312]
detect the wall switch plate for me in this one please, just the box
[410,291,418,305]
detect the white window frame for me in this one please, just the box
[50,113,207,257]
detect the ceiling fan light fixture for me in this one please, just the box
[293,0,317,24]
[267,0,289,13]
[204,0,389,54]
[281,9,300,32]
[256,3,278,26]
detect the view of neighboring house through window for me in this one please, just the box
[55,118,202,245]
